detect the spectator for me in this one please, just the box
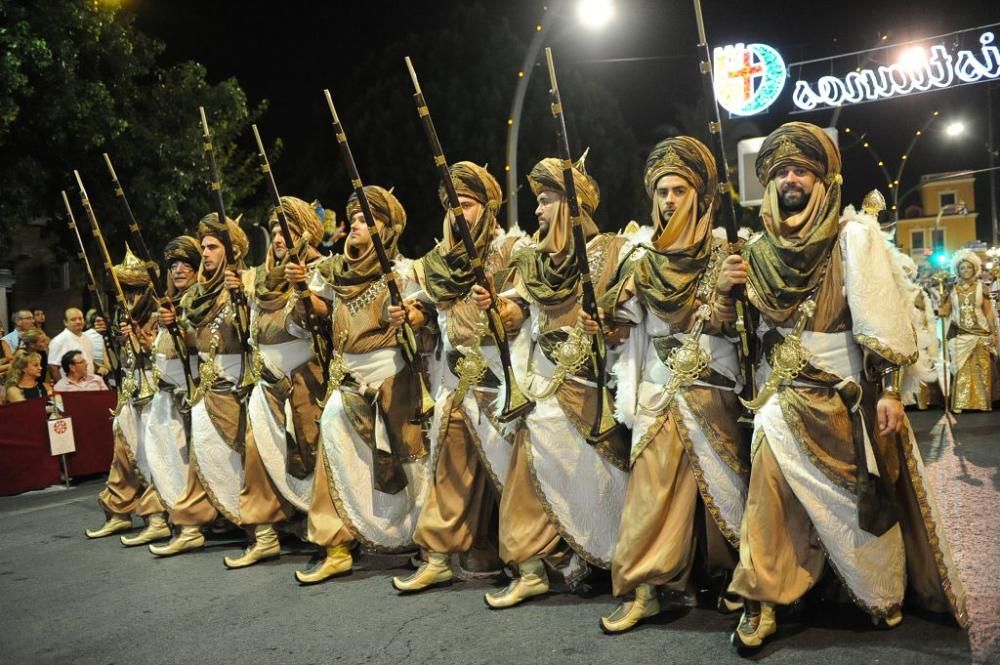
[19,329,51,390]
[4,351,51,403]
[54,350,108,392]
[0,332,12,381]
[48,307,99,381]
[31,306,48,335]
[1,310,35,350]
[83,309,107,370]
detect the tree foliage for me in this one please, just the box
[0,0,270,262]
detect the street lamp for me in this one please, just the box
[504,0,615,228]
[945,121,966,138]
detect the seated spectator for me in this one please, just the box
[54,350,108,392]
[2,310,35,350]
[83,309,107,371]
[19,328,51,390]
[0,333,12,383]
[4,351,51,403]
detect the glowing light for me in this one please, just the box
[507,119,513,126]
[898,46,927,72]
[576,0,615,31]
[945,121,966,137]
[713,43,787,116]
[518,71,524,78]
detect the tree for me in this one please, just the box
[0,0,270,263]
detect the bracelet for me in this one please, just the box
[880,367,902,400]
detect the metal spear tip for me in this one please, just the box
[198,106,210,134]
[404,56,421,93]
[323,89,339,122]
[251,123,264,148]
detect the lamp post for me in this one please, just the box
[504,0,615,229]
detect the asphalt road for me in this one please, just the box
[0,409,994,665]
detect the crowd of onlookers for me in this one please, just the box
[0,306,110,406]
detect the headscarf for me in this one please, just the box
[746,122,843,321]
[163,235,200,300]
[630,136,718,325]
[182,213,248,327]
[316,186,407,301]
[113,245,158,324]
[951,249,982,277]
[418,162,502,303]
[257,196,324,312]
[513,154,601,305]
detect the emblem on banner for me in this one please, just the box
[713,42,787,116]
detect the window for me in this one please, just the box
[932,228,945,251]
[939,191,956,209]
[911,229,925,251]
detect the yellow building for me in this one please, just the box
[896,172,979,267]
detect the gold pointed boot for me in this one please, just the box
[120,513,171,547]
[295,544,353,585]
[148,526,205,557]
[224,524,281,569]
[599,583,661,634]
[484,558,549,609]
[392,552,454,593]
[86,514,132,539]
[731,600,777,650]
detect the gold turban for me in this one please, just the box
[346,185,406,241]
[270,196,324,248]
[643,136,717,252]
[528,154,600,256]
[113,244,156,288]
[197,212,249,265]
[438,161,501,251]
[163,235,201,270]
[755,121,842,187]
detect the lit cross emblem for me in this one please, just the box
[713,43,787,116]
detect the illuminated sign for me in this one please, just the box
[713,43,786,116]
[793,31,1000,111]
[712,28,1000,115]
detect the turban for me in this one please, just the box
[755,121,842,186]
[197,212,249,264]
[528,153,600,256]
[643,136,717,252]
[163,235,201,270]
[347,185,406,237]
[270,196,324,248]
[113,244,156,288]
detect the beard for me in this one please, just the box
[779,186,808,212]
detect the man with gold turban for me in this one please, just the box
[390,162,530,593]
[476,154,632,609]
[718,122,967,649]
[150,214,289,565]
[592,136,748,633]
[85,248,166,541]
[239,197,328,562]
[133,235,201,546]
[285,186,432,585]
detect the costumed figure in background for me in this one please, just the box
[86,248,164,541]
[595,137,749,634]
[482,155,632,609]
[288,186,432,585]
[392,162,530,593]
[939,250,998,412]
[719,122,967,650]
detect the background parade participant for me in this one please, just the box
[595,137,748,633]
[482,155,631,609]
[719,122,967,649]
[288,186,432,585]
[392,162,530,593]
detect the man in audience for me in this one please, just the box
[2,310,35,350]
[54,350,108,392]
[48,307,98,381]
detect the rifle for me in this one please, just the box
[692,0,757,421]
[403,57,533,423]
[102,153,198,402]
[61,189,122,384]
[543,48,619,443]
[73,171,156,405]
[198,106,255,395]
[322,89,435,422]
[250,125,333,377]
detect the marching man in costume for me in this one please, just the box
[719,122,968,650]
[391,162,530,593]
[479,155,632,609]
[594,137,749,634]
[285,186,432,585]
[246,197,327,528]
[151,214,290,566]
[128,236,201,546]
[86,249,165,541]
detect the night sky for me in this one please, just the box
[132,0,999,238]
